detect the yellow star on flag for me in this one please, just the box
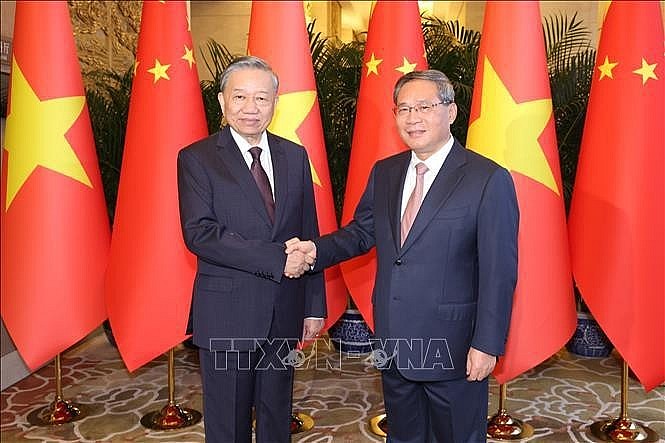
[395,57,417,75]
[467,57,559,195]
[3,58,92,209]
[268,90,322,186]
[632,58,658,85]
[365,52,383,76]
[147,59,170,83]
[598,55,618,80]
[182,45,195,69]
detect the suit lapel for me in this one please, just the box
[268,133,288,234]
[215,127,273,227]
[400,141,467,253]
[388,153,411,254]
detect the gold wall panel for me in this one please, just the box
[69,0,141,83]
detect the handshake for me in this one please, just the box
[283,237,317,278]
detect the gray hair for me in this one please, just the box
[393,70,455,105]
[219,55,279,93]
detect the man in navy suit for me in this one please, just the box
[287,70,519,442]
[178,56,326,443]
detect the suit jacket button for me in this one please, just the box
[394,259,402,266]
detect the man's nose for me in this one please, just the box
[241,98,260,112]
[405,109,422,123]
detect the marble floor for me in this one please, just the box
[1,329,663,442]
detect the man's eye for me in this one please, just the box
[233,95,245,101]
[256,97,267,103]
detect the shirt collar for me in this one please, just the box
[409,135,455,173]
[229,127,270,155]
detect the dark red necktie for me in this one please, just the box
[249,146,275,223]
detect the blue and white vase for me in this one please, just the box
[567,312,613,357]
[328,309,373,354]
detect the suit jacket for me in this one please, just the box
[177,126,326,351]
[315,139,519,381]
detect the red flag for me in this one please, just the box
[466,1,575,383]
[105,1,208,371]
[340,1,427,330]
[247,1,347,330]
[1,1,110,370]
[568,1,664,391]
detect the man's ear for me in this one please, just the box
[448,102,458,125]
[218,92,225,110]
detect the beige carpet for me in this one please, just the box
[1,329,663,442]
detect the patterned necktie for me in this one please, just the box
[400,162,428,246]
[249,146,275,223]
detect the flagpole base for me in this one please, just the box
[590,417,660,442]
[140,402,202,430]
[290,412,314,434]
[26,398,87,426]
[369,413,388,437]
[487,410,534,440]
[254,412,314,434]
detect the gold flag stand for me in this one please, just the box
[140,348,202,430]
[487,383,534,440]
[290,412,314,434]
[369,413,388,437]
[27,354,87,426]
[589,360,659,442]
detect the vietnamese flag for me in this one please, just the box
[247,1,346,330]
[466,1,576,383]
[1,1,110,370]
[340,1,427,330]
[568,1,664,391]
[105,1,208,371]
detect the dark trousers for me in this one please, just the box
[199,337,296,443]
[381,364,488,443]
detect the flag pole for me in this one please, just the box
[26,354,87,426]
[589,359,659,442]
[140,348,201,430]
[486,383,534,440]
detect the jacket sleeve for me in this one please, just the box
[177,148,286,283]
[471,167,519,356]
[300,150,327,318]
[314,165,377,269]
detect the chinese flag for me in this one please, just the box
[105,1,208,371]
[467,1,575,383]
[248,1,346,330]
[1,1,110,370]
[568,2,664,391]
[340,1,427,330]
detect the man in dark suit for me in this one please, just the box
[287,70,519,442]
[177,56,326,443]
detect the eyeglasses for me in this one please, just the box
[393,101,452,117]
[230,94,274,108]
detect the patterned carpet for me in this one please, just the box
[1,329,663,442]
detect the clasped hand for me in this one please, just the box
[283,237,317,278]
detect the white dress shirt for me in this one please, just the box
[400,135,455,218]
[230,128,322,323]
[230,127,275,199]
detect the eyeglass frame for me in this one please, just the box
[392,100,453,117]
